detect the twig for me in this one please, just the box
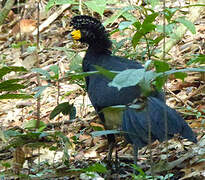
[184,84,205,101]
[165,86,194,107]
[32,4,71,35]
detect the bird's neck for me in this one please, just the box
[86,45,111,55]
[83,46,111,72]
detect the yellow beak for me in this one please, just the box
[69,30,81,40]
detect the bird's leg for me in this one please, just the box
[133,145,138,174]
[115,143,119,170]
[107,134,116,168]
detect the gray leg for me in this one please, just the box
[133,145,138,174]
[133,145,138,165]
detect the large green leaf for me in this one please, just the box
[32,68,51,80]
[23,120,46,130]
[118,21,133,30]
[0,66,27,79]
[84,163,107,173]
[154,60,170,73]
[122,11,138,22]
[84,0,107,18]
[187,54,205,65]
[141,23,156,34]
[156,24,176,36]
[158,68,205,77]
[50,102,76,120]
[108,69,145,90]
[164,8,179,22]
[67,71,98,81]
[103,6,134,26]
[94,65,116,80]
[149,0,160,8]
[46,0,77,11]
[33,85,49,98]
[132,31,144,48]
[0,79,25,91]
[176,17,196,34]
[142,12,159,26]
[50,65,59,80]
[0,94,32,99]
[139,71,158,96]
[69,53,83,72]
[174,72,187,81]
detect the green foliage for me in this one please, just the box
[63,49,86,88]
[0,79,25,91]
[132,165,174,180]
[176,17,196,34]
[103,6,135,27]
[83,0,107,18]
[109,67,205,94]
[67,71,98,81]
[11,41,28,48]
[33,85,50,98]
[164,8,179,23]
[0,66,27,79]
[46,0,77,11]
[49,65,60,80]
[0,93,32,99]
[50,102,76,119]
[84,163,107,173]
[183,105,205,120]
[174,72,187,81]
[0,66,32,99]
[132,12,159,48]
[31,65,60,98]
[68,53,83,73]
[32,68,51,80]
[154,60,170,72]
[187,54,205,65]
[109,69,146,90]
[148,0,160,8]
[94,65,116,80]
[156,23,176,36]
[23,120,47,131]
[1,162,11,168]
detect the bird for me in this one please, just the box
[69,15,197,166]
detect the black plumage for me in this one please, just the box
[69,15,197,164]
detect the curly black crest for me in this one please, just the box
[70,15,112,52]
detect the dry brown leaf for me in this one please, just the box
[180,160,205,180]
[197,105,205,115]
[79,134,92,146]
[84,149,99,159]
[90,122,104,129]
[12,19,37,36]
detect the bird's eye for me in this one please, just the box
[71,30,81,40]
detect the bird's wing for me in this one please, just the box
[122,97,197,147]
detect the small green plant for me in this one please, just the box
[0,66,32,99]
[132,164,174,180]
[31,65,76,119]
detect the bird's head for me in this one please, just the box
[69,15,112,52]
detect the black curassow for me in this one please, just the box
[69,15,197,165]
